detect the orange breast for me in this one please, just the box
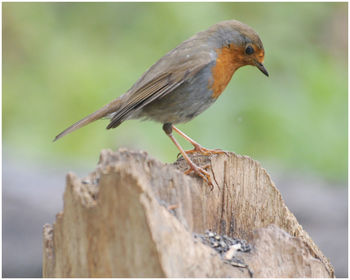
[210,45,245,98]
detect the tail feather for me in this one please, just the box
[53,99,121,142]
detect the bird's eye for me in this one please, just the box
[245,45,254,55]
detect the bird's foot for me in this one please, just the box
[184,163,214,189]
[185,144,228,157]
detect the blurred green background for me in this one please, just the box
[3,2,347,182]
[3,3,348,277]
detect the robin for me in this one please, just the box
[54,19,268,186]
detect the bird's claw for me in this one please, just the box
[177,146,228,159]
[184,164,214,189]
[185,145,228,157]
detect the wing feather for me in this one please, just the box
[107,59,211,129]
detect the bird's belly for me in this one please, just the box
[138,76,216,124]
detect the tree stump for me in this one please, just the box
[42,148,334,277]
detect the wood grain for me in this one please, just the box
[42,148,334,277]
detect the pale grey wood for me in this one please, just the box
[42,148,334,277]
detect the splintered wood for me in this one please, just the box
[43,149,334,277]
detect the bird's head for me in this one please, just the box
[210,20,269,77]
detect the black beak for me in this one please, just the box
[255,61,269,77]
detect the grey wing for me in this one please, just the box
[107,52,214,129]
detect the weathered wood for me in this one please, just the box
[43,148,334,277]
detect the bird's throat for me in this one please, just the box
[210,44,244,99]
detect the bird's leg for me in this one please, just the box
[172,125,227,156]
[163,123,213,187]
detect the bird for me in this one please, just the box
[54,19,268,186]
